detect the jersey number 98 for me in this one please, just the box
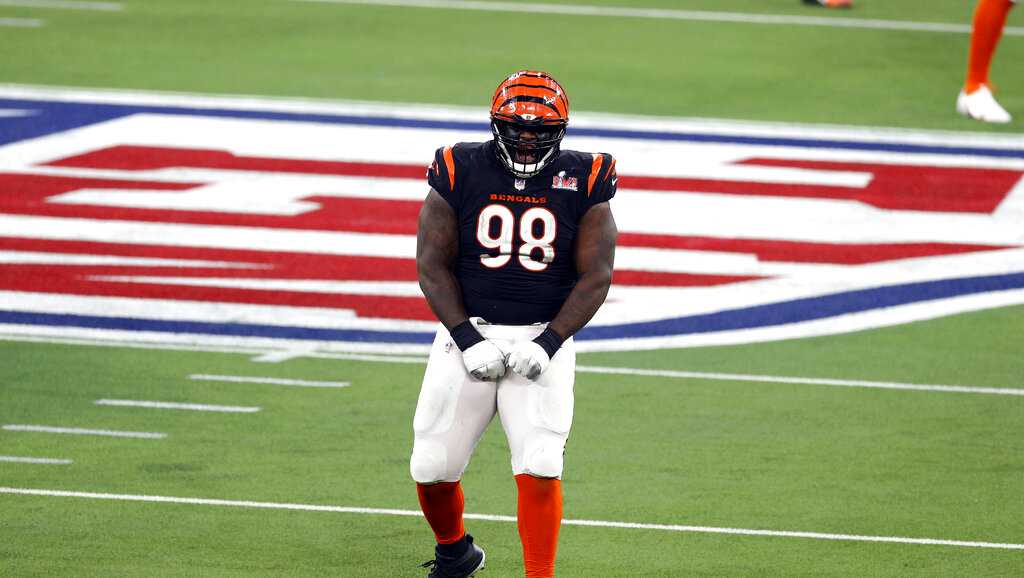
[477,205,556,271]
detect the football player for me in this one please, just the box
[411,70,617,577]
[802,0,853,8]
[958,0,1015,123]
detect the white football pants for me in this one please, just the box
[410,321,575,483]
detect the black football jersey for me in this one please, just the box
[426,141,617,325]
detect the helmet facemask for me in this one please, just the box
[491,118,566,179]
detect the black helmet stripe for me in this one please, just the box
[496,95,562,117]
[494,85,569,110]
[501,86,569,110]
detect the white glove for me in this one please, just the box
[462,339,507,381]
[507,340,550,381]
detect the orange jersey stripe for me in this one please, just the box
[442,146,456,191]
[587,153,604,197]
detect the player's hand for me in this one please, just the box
[462,339,507,381]
[507,341,550,381]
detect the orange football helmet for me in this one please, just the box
[489,70,569,178]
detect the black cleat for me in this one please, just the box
[420,534,486,577]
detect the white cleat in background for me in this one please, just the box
[957,85,1012,124]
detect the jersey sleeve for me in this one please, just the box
[584,152,617,210]
[426,145,460,210]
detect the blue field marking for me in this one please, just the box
[3,98,1024,159]
[4,272,1021,343]
[580,271,1024,340]
[0,311,437,344]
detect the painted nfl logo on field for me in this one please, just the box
[0,85,1022,354]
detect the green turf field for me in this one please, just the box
[0,0,1022,131]
[1,307,1023,576]
[2,0,1023,576]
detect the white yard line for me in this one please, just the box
[291,0,1024,36]
[3,83,1023,149]
[308,351,429,364]
[575,366,1024,397]
[0,486,1021,550]
[0,17,43,26]
[0,456,72,465]
[2,425,166,439]
[0,0,121,10]
[94,399,261,413]
[189,374,351,388]
[0,333,1018,397]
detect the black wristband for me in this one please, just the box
[450,320,484,352]
[532,327,565,359]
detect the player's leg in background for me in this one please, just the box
[411,325,498,560]
[959,0,1015,122]
[802,0,853,9]
[497,334,575,578]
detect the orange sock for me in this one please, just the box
[965,0,1014,93]
[515,474,563,578]
[416,481,466,544]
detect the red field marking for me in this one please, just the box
[45,145,424,179]
[0,263,436,320]
[46,145,1023,213]
[0,238,418,280]
[611,270,761,286]
[737,158,1022,213]
[0,173,422,235]
[0,238,746,289]
[616,234,1013,265]
[1,172,1010,266]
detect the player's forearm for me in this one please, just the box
[418,266,470,330]
[548,268,613,340]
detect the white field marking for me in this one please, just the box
[0,215,771,275]
[0,456,72,465]
[2,425,166,439]
[251,346,325,363]
[94,399,261,413]
[2,111,1023,247]
[5,262,1024,355]
[0,325,434,355]
[301,351,428,364]
[23,158,873,190]
[0,329,433,361]
[0,108,37,118]
[0,291,443,332]
[1,487,1021,550]
[292,0,1024,36]
[2,283,1024,357]
[592,288,1024,351]
[4,243,1023,333]
[4,214,1022,270]
[4,83,1024,151]
[188,374,351,388]
[0,252,267,269]
[0,331,1014,398]
[91,276,429,298]
[0,17,44,26]
[576,366,1024,397]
